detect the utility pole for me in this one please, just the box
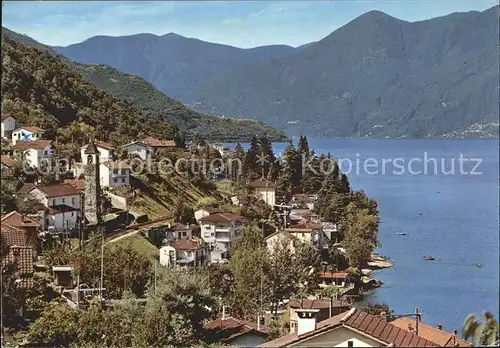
[99,229,104,302]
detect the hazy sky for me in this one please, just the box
[3,1,498,48]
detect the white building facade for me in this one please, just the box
[99,161,131,188]
[199,213,244,262]
[1,115,17,139]
[12,140,53,168]
[122,141,152,161]
[80,140,115,165]
[11,127,44,145]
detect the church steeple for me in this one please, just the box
[84,137,102,226]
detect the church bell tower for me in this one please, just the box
[84,138,102,226]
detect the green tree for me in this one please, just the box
[229,225,269,319]
[258,135,275,178]
[363,302,396,321]
[135,267,214,346]
[297,135,310,157]
[27,301,80,346]
[463,312,499,346]
[267,238,297,314]
[242,136,260,179]
[342,209,380,268]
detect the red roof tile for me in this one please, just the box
[169,239,200,250]
[319,272,349,279]
[392,317,472,347]
[2,246,34,289]
[63,179,85,192]
[199,213,243,223]
[1,224,27,247]
[1,211,40,228]
[18,183,36,194]
[143,136,176,148]
[205,317,267,342]
[1,155,15,167]
[248,177,276,189]
[12,139,52,150]
[33,183,82,198]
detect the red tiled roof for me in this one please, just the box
[143,136,176,148]
[205,317,267,342]
[12,139,52,150]
[1,224,27,247]
[260,309,439,347]
[343,310,439,347]
[199,213,244,223]
[33,183,82,198]
[1,211,40,228]
[101,161,131,169]
[14,126,44,133]
[1,155,15,167]
[391,317,472,347]
[171,222,190,230]
[18,183,36,194]
[63,179,85,192]
[169,239,200,250]
[289,298,351,310]
[1,246,34,289]
[81,140,115,151]
[248,177,276,189]
[319,272,349,279]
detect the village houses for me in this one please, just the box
[284,222,325,250]
[194,206,221,223]
[159,239,207,267]
[199,213,245,262]
[11,126,44,145]
[80,140,115,165]
[1,114,17,139]
[122,136,176,161]
[248,177,276,206]
[12,140,53,168]
[26,183,83,232]
[99,161,131,188]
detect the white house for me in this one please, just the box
[28,184,83,232]
[11,126,44,145]
[194,206,221,223]
[159,239,206,267]
[99,161,131,188]
[164,222,194,241]
[260,308,438,347]
[81,140,115,165]
[12,140,52,168]
[284,223,324,250]
[121,141,152,161]
[248,177,276,206]
[1,115,17,139]
[199,213,244,262]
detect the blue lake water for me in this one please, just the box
[236,139,499,332]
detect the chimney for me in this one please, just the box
[295,309,320,336]
[21,214,26,223]
[437,324,443,330]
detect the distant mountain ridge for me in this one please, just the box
[50,6,499,139]
[53,33,296,99]
[2,27,287,142]
[185,6,499,139]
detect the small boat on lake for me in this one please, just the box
[396,232,408,236]
[423,256,436,261]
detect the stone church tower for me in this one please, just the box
[84,138,102,226]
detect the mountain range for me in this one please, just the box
[48,6,499,139]
[1,28,287,142]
